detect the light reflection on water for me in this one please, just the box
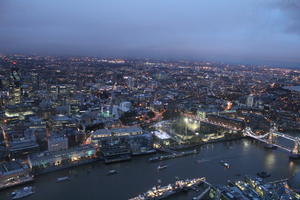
[265,152,276,171]
[0,139,300,200]
[288,160,300,177]
[242,139,250,152]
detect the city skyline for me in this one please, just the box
[0,54,300,200]
[1,1,300,199]
[1,0,300,67]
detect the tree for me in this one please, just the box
[147,111,155,119]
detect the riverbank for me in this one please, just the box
[0,138,296,200]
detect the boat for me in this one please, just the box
[220,161,230,168]
[10,186,34,199]
[224,163,230,168]
[56,176,70,182]
[257,171,271,178]
[107,170,118,175]
[157,165,168,171]
[129,177,206,200]
[149,150,198,162]
[149,156,160,162]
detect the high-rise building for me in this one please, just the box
[128,77,135,90]
[246,94,254,107]
[9,67,22,105]
[31,72,40,90]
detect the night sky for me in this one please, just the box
[0,0,300,66]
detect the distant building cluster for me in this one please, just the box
[0,54,299,190]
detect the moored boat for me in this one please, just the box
[11,186,34,199]
[56,176,70,182]
[129,177,206,200]
[220,160,230,168]
[157,165,168,171]
[107,170,118,175]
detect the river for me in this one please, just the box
[1,138,299,200]
[284,86,300,92]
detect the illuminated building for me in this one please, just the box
[9,136,40,157]
[91,129,112,144]
[0,161,33,190]
[4,104,34,120]
[9,67,22,105]
[246,94,254,107]
[28,116,46,129]
[100,137,131,163]
[91,127,150,162]
[111,127,143,137]
[48,136,68,152]
[91,127,144,143]
[50,114,76,131]
[28,145,97,174]
[119,101,132,112]
[207,115,244,130]
[128,76,135,90]
[152,130,172,146]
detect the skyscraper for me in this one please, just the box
[9,66,22,105]
[246,94,254,107]
[128,76,135,90]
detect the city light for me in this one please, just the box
[0,40,299,199]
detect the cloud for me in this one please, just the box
[272,0,300,35]
[0,0,299,67]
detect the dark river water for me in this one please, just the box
[1,138,300,200]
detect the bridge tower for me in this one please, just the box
[290,138,300,159]
[265,125,277,149]
[267,132,274,145]
[243,127,251,136]
[270,122,278,134]
[268,124,278,144]
[292,141,299,154]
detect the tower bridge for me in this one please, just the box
[182,114,300,158]
[243,125,300,158]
